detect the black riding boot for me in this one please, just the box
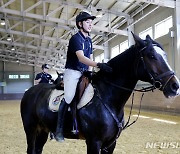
[55,98,68,142]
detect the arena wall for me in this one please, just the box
[0,7,179,112]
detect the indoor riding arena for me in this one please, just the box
[0,0,180,154]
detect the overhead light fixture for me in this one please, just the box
[0,19,5,25]
[96,9,103,18]
[11,46,15,51]
[7,35,11,41]
[60,54,64,59]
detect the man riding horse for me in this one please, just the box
[55,11,112,142]
[21,32,180,154]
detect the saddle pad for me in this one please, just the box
[48,89,64,112]
[48,84,94,112]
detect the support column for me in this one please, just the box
[174,0,180,78]
[103,37,110,62]
[127,18,135,46]
[33,65,36,85]
[2,61,6,94]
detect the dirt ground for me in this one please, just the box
[0,100,179,154]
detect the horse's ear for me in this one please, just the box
[56,70,60,75]
[131,32,144,46]
[146,34,152,41]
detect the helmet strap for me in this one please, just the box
[80,21,90,36]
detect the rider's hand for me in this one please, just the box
[97,63,113,73]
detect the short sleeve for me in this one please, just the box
[35,73,41,80]
[69,36,83,52]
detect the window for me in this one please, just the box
[20,75,30,79]
[155,16,173,39]
[111,45,119,58]
[95,53,104,62]
[139,27,153,39]
[120,40,128,53]
[9,75,18,79]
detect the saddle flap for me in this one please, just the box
[77,83,94,109]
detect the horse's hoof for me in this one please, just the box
[49,132,55,140]
[55,138,64,142]
[55,133,65,142]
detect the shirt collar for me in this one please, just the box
[78,31,89,40]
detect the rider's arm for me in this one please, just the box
[34,78,41,85]
[76,50,97,67]
[34,73,42,85]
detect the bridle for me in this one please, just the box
[136,44,175,91]
[100,44,176,151]
[103,44,175,93]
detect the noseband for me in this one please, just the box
[137,45,175,90]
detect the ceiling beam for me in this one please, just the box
[44,0,130,18]
[0,48,65,67]
[137,0,175,8]
[0,28,104,50]
[0,56,64,71]
[0,2,128,36]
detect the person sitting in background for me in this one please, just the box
[34,64,54,85]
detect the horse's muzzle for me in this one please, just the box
[163,76,180,98]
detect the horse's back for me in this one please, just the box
[21,83,55,104]
[20,84,55,124]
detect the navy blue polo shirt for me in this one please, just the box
[65,31,93,71]
[35,72,52,83]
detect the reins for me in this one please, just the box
[101,44,176,152]
[104,79,156,92]
[103,79,148,130]
[122,92,144,130]
[100,43,175,133]
[101,89,145,152]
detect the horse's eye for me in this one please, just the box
[151,55,155,59]
[148,54,157,60]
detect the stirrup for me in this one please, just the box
[71,118,79,135]
[71,129,79,135]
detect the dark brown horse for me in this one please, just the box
[20,34,180,154]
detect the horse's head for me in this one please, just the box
[132,33,180,98]
[53,71,64,87]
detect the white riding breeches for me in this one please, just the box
[63,69,82,104]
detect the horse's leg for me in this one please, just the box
[86,139,102,154]
[101,141,116,154]
[24,127,37,154]
[35,129,49,154]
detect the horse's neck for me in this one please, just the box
[106,79,136,102]
[96,47,139,113]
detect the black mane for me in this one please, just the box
[93,45,139,87]
[108,45,136,72]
